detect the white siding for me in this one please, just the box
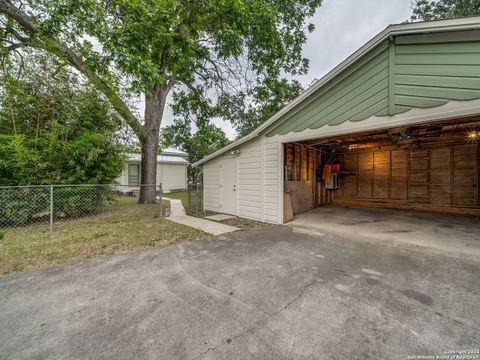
[116,161,187,193]
[237,138,262,220]
[159,163,187,192]
[263,138,281,223]
[204,159,221,212]
[202,136,283,224]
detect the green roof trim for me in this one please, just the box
[265,30,480,137]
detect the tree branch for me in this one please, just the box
[0,0,145,139]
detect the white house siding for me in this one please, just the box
[263,138,282,224]
[202,136,283,224]
[159,163,187,192]
[116,162,187,193]
[203,158,221,212]
[237,137,262,221]
[117,167,130,187]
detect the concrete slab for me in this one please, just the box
[1,225,479,359]
[168,216,239,235]
[163,197,239,235]
[162,197,186,217]
[204,214,236,221]
[289,205,480,261]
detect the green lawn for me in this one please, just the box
[166,190,204,215]
[0,197,207,275]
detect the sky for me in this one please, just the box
[160,0,414,140]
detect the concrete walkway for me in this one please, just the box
[163,197,239,236]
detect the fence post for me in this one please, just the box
[196,181,199,217]
[49,185,54,233]
[158,183,163,218]
[188,183,191,214]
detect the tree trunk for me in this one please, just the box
[138,84,169,204]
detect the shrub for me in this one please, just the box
[0,186,116,227]
[0,187,50,226]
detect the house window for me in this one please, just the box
[128,164,140,186]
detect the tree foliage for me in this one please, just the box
[220,78,303,138]
[411,0,480,21]
[162,121,230,182]
[0,51,125,185]
[0,0,322,202]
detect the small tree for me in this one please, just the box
[0,0,322,203]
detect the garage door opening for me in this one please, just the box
[283,116,480,222]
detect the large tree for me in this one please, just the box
[0,0,322,203]
[411,0,480,21]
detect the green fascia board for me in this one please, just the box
[265,32,480,138]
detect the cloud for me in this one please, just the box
[298,0,412,85]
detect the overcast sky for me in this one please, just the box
[160,0,414,139]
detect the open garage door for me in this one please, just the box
[283,116,480,220]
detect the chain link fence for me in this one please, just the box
[186,179,204,216]
[0,184,165,232]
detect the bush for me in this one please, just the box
[0,187,50,226]
[53,187,116,219]
[0,186,116,227]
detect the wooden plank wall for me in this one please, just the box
[284,143,318,214]
[334,142,480,214]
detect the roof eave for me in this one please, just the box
[193,17,480,167]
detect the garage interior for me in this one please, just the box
[283,116,480,221]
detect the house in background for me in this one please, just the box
[116,148,188,193]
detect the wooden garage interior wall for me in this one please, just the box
[284,119,480,216]
[284,143,318,215]
[334,140,480,214]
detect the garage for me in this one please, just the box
[195,17,480,224]
[282,118,480,221]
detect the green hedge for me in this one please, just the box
[0,186,116,227]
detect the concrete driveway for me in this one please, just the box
[1,210,479,360]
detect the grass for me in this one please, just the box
[165,190,203,215]
[219,217,272,231]
[165,191,270,230]
[203,211,271,231]
[0,197,207,275]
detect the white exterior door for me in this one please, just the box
[220,158,237,215]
